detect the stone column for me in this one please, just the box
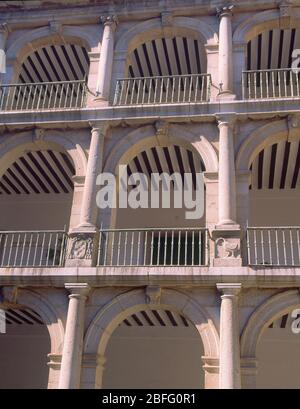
[58,283,90,389]
[217,5,235,99]
[217,283,242,389]
[217,115,237,226]
[96,15,118,102]
[79,124,106,228]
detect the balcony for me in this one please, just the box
[242,69,300,100]
[113,74,211,106]
[0,80,88,111]
[0,230,67,267]
[97,227,209,267]
[246,227,300,267]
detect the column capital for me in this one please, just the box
[216,5,234,18]
[89,121,109,136]
[216,114,237,129]
[217,283,242,298]
[65,283,90,298]
[0,22,8,35]
[100,15,118,30]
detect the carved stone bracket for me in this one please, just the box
[161,11,173,27]
[145,285,161,305]
[279,0,293,18]
[211,228,242,267]
[66,230,98,267]
[287,114,300,140]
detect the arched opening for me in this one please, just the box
[4,39,90,110]
[98,138,208,267]
[103,307,205,388]
[256,308,300,388]
[247,136,300,266]
[114,27,210,105]
[0,146,75,267]
[0,306,50,388]
[244,25,300,98]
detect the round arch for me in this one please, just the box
[241,289,300,359]
[83,288,219,388]
[236,119,290,171]
[115,16,218,55]
[2,287,65,354]
[0,129,87,179]
[6,25,98,83]
[233,9,300,44]
[103,124,218,175]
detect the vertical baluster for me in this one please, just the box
[153,78,158,104]
[1,234,8,266]
[163,231,167,266]
[177,230,181,266]
[110,231,115,266]
[268,229,272,265]
[265,71,269,99]
[242,72,245,100]
[74,82,80,108]
[248,72,251,99]
[282,229,287,265]
[118,80,125,105]
[290,228,294,266]
[184,230,188,266]
[260,71,263,98]
[278,71,282,98]
[97,230,103,266]
[143,230,148,266]
[253,229,258,264]
[26,233,33,267]
[159,77,164,104]
[125,79,130,105]
[32,84,38,109]
[104,231,109,266]
[166,77,170,103]
[130,231,135,266]
[191,230,195,266]
[58,232,66,267]
[297,228,300,265]
[46,233,52,266]
[130,79,136,105]
[188,75,193,102]
[124,231,128,265]
[246,229,251,265]
[43,83,49,109]
[284,70,287,97]
[117,231,121,266]
[183,76,187,102]
[7,233,15,266]
[290,71,294,97]
[157,231,161,265]
[13,233,21,267]
[271,71,275,98]
[33,233,39,266]
[170,230,174,266]
[261,229,265,264]
[296,71,300,97]
[150,231,154,266]
[275,229,279,265]
[171,75,175,102]
[20,233,27,266]
[199,230,203,266]
[137,231,141,265]
[195,75,199,102]
[254,71,257,99]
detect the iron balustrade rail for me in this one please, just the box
[113,74,211,106]
[246,227,300,266]
[0,80,88,111]
[242,69,300,99]
[97,227,209,267]
[0,230,68,267]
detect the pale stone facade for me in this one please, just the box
[0,0,300,389]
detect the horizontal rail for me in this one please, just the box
[0,230,67,267]
[113,74,211,106]
[246,227,300,266]
[242,69,300,99]
[97,228,209,267]
[0,80,88,111]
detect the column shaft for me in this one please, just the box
[217,6,234,96]
[96,16,117,101]
[217,117,237,226]
[217,283,241,389]
[58,284,90,389]
[79,126,105,227]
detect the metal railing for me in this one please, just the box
[246,227,300,266]
[97,227,209,267]
[242,69,300,99]
[0,80,88,111]
[113,74,211,106]
[0,230,68,267]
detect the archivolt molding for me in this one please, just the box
[103,124,218,175]
[115,16,218,55]
[0,129,87,178]
[233,8,300,44]
[83,288,220,359]
[1,287,65,354]
[236,119,293,171]
[241,289,300,358]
